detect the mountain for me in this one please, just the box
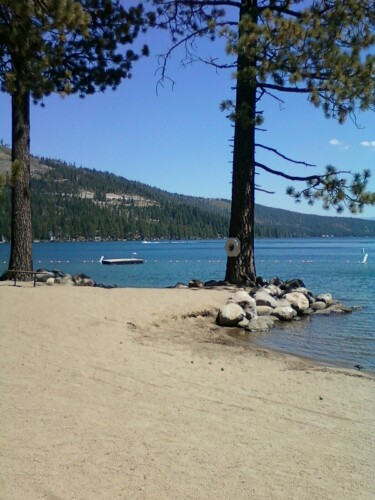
[1,145,375,241]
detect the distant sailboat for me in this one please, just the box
[362,248,368,264]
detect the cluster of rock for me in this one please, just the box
[34,269,116,288]
[216,277,353,332]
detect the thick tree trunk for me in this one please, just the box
[8,90,33,277]
[225,0,257,285]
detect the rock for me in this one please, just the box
[216,303,246,327]
[35,269,55,283]
[73,273,95,287]
[256,276,267,287]
[265,284,283,297]
[254,291,279,308]
[229,291,256,308]
[238,317,250,328]
[272,306,297,321]
[46,277,54,286]
[281,279,306,292]
[229,291,257,320]
[317,293,333,306]
[284,292,310,313]
[311,301,327,311]
[247,316,277,332]
[256,305,274,316]
[188,279,204,288]
[204,280,226,287]
[60,273,73,284]
[326,303,353,314]
[171,282,188,289]
[269,276,282,287]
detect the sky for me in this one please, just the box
[1,19,375,219]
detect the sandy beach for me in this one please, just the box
[0,282,374,499]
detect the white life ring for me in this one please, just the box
[225,238,241,257]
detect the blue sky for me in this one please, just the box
[1,26,375,219]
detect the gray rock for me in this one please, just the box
[265,284,283,297]
[311,301,327,311]
[317,293,333,306]
[188,279,204,288]
[254,291,279,308]
[74,273,95,287]
[35,269,55,283]
[272,306,297,321]
[247,316,277,332]
[284,292,310,312]
[216,303,246,327]
[229,291,257,320]
[172,282,189,289]
[238,317,250,328]
[256,305,274,316]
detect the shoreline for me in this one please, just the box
[1,283,374,499]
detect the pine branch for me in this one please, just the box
[255,145,316,167]
[255,162,351,182]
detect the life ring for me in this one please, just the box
[225,238,241,257]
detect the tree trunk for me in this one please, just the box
[225,0,257,285]
[8,89,33,277]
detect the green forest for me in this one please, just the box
[1,145,375,241]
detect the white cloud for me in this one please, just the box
[360,140,375,149]
[329,138,341,145]
[329,138,350,150]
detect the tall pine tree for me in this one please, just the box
[149,0,375,284]
[0,0,147,277]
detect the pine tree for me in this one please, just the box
[148,0,375,284]
[0,0,147,277]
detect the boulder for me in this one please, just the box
[254,291,279,308]
[188,279,204,288]
[35,269,55,283]
[247,316,277,332]
[204,280,226,287]
[172,282,188,289]
[281,279,306,292]
[256,305,274,316]
[229,291,258,320]
[74,273,95,287]
[311,301,327,311]
[46,277,55,286]
[314,303,353,315]
[272,306,297,321]
[269,276,282,286]
[255,276,267,287]
[317,293,333,306]
[265,284,283,297]
[238,317,250,328]
[284,292,310,313]
[216,303,246,327]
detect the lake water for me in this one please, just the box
[1,238,374,372]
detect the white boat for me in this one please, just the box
[99,256,144,265]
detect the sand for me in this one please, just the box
[0,281,374,500]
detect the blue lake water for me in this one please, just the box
[1,238,374,371]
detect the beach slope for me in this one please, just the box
[1,283,374,499]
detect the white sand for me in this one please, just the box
[1,282,374,499]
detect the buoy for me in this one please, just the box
[225,238,241,257]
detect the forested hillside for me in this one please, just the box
[1,145,374,241]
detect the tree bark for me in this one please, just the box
[8,89,33,277]
[225,0,257,285]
